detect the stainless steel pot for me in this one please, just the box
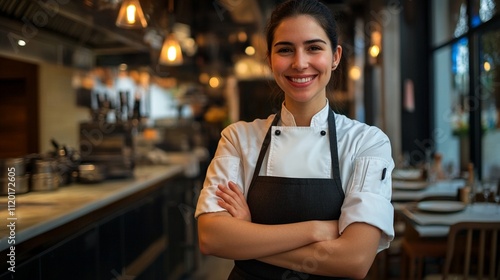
[30,159,60,191]
[33,159,57,174]
[30,173,60,191]
[0,158,26,178]
[0,175,30,195]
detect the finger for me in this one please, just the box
[218,199,246,219]
[215,189,234,204]
[227,181,241,193]
[218,184,242,205]
[219,184,249,217]
[217,185,235,200]
[216,189,242,211]
[227,182,244,198]
[227,182,246,204]
[217,199,235,214]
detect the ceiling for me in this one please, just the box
[0,0,356,78]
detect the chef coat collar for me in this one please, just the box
[280,99,330,127]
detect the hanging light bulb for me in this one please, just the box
[116,0,147,29]
[159,33,183,65]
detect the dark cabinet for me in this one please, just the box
[0,257,40,280]
[98,214,124,278]
[40,228,99,280]
[0,175,195,280]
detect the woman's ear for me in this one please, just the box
[332,45,342,70]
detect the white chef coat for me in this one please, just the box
[195,102,395,251]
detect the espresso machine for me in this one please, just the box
[79,121,135,181]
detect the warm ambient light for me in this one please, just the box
[199,73,209,84]
[159,33,183,66]
[245,46,255,56]
[483,61,491,72]
[209,77,220,88]
[126,5,136,23]
[349,66,362,81]
[116,0,147,29]
[369,45,380,58]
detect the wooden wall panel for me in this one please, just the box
[0,56,39,158]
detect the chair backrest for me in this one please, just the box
[443,222,500,280]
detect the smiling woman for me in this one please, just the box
[195,0,395,279]
[269,14,341,125]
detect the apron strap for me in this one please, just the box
[328,109,343,192]
[248,110,281,193]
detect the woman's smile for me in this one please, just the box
[286,75,317,87]
[270,14,340,111]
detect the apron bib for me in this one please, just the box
[228,109,347,280]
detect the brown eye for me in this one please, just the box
[277,47,293,53]
[308,45,323,51]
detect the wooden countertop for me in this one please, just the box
[0,164,184,251]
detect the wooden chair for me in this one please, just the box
[400,197,457,280]
[424,222,500,280]
[401,234,448,280]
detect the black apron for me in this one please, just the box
[228,109,348,280]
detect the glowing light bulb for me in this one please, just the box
[126,4,136,24]
[167,46,177,61]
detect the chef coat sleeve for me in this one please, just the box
[194,124,244,218]
[339,132,395,252]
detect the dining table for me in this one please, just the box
[391,173,500,279]
[392,178,466,202]
[395,200,500,280]
[394,201,500,237]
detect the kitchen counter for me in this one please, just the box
[0,164,184,252]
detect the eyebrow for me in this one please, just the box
[273,39,328,47]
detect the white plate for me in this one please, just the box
[393,180,428,190]
[392,169,422,180]
[417,201,466,213]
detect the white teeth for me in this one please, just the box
[290,77,313,83]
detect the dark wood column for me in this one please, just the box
[0,56,39,158]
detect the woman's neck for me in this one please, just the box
[284,99,326,126]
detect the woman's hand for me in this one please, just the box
[216,181,252,222]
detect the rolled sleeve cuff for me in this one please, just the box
[339,192,395,252]
[195,184,227,218]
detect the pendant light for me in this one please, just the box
[159,0,183,65]
[159,33,183,65]
[116,0,147,29]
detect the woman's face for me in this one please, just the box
[270,15,341,110]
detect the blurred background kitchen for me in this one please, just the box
[0,0,499,279]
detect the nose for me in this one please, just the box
[292,51,308,70]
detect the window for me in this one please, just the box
[479,28,500,177]
[472,0,498,27]
[432,0,467,46]
[431,0,500,180]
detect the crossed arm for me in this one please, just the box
[197,182,382,279]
